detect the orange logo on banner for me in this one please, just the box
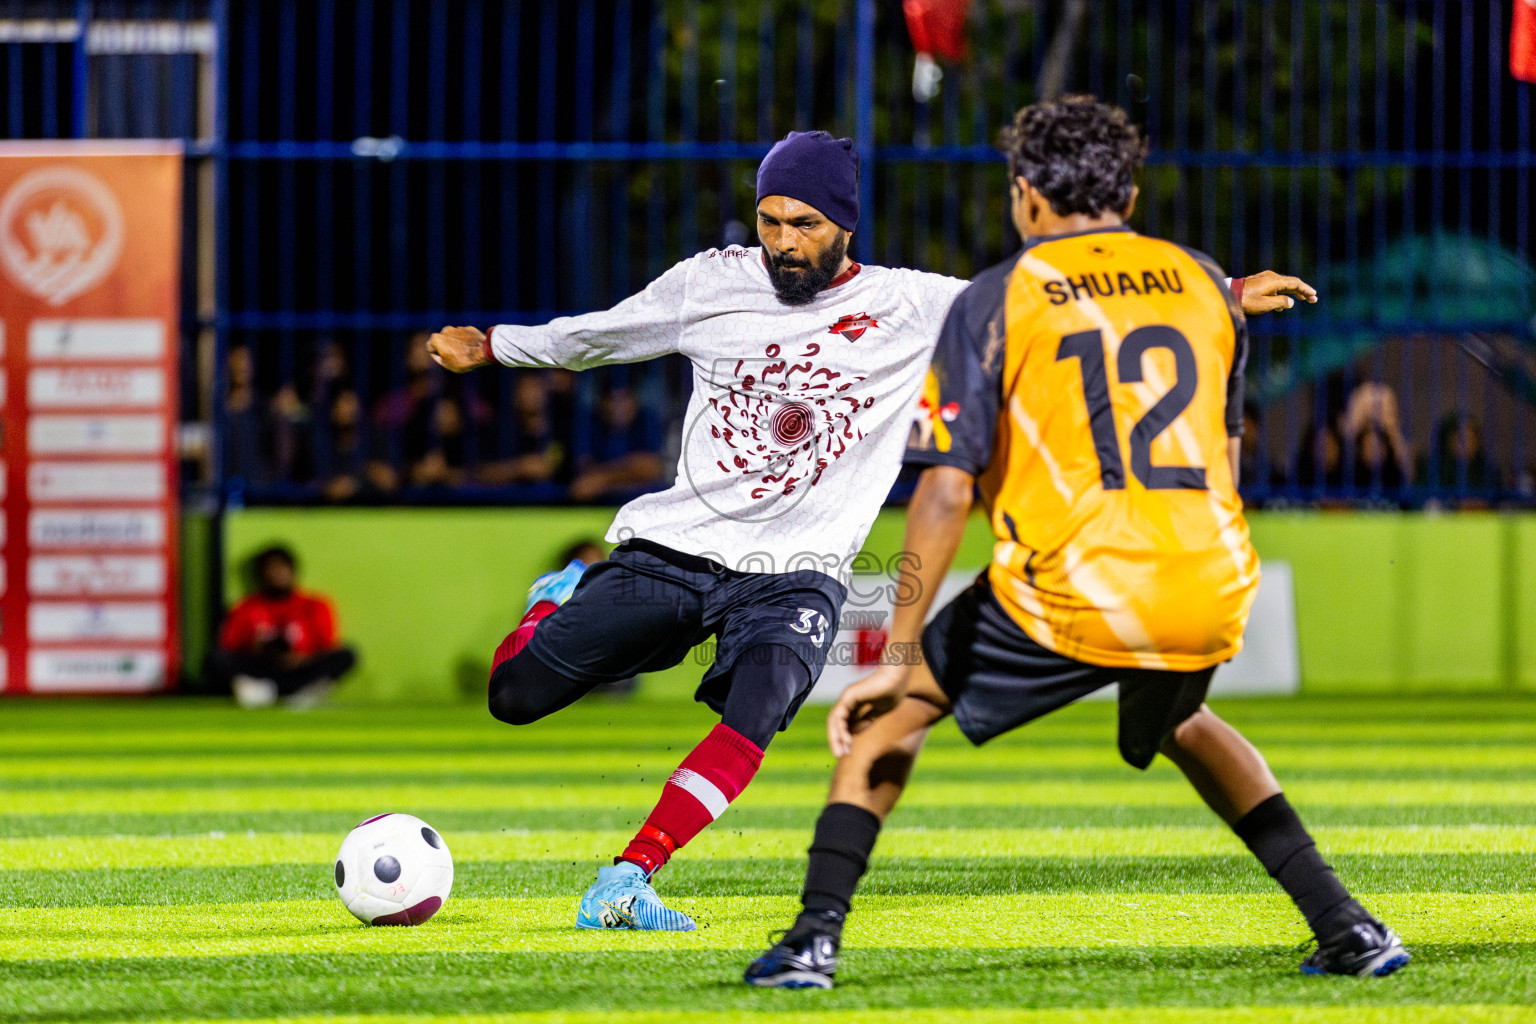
[0,143,182,694]
[0,166,126,306]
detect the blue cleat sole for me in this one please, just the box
[747,971,833,990]
[573,919,697,932]
[1300,950,1411,977]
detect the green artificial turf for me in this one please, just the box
[3,696,1535,1024]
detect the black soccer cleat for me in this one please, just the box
[743,912,842,989]
[1300,916,1411,977]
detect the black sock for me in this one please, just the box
[1232,792,1358,933]
[793,802,881,940]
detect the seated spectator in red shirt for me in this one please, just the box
[208,545,357,709]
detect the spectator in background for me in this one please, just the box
[1340,382,1413,491]
[1237,403,1282,492]
[1518,457,1536,502]
[1351,423,1407,492]
[374,334,439,475]
[1294,421,1344,491]
[320,389,399,501]
[412,380,502,489]
[410,396,470,489]
[1424,413,1500,495]
[374,332,436,425]
[476,371,571,487]
[224,345,268,485]
[208,545,357,710]
[374,335,501,491]
[569,385,666,501]
[272,338,355,487]
[270,379,312,484]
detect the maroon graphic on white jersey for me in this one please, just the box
[701,338,872,508]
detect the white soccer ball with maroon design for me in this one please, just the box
[334,813,453,925]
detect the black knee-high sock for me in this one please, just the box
[1233,793,1360,933]
[792,802,882,940]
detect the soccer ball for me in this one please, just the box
[334,812,454,925]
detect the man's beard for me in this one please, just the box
[765,231,848,306]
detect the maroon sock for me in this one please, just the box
[492,601,557,671]
[619,723,764,876]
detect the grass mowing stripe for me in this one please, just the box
[4,764,1529,791]
[54,1010,1536,1024]
[10,743,1536,781]
[7,698,1536,753]
[5,826,1532,870]
[10,765,1535,794]
[8,778,1536,816]
[12,802,1536,839]
[0,892,1527,959]
[8,853,1532,907]
[4,950,1533,1021]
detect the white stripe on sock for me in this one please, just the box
[669,767,729,819]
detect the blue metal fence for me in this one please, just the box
[3,0,1534,508]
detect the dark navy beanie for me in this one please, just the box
[755,131,860,232]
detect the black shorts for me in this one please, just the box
[921,575,1214,769]
[527,539,847,729]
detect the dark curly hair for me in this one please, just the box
[999,95,1147,218]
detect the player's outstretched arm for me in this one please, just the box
[1240,271,1318,315]
[427,326,493,373]
[468,258,692,372]
[828,464,974,757]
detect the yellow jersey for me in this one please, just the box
[908,226,1259,671]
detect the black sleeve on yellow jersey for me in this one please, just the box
[1174,244,1250,438]
[903,255,1016,475]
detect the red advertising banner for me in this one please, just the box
[0,142,182,694]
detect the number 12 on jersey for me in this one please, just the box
[1056,326,1207,491]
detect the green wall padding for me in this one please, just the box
[219,507,1534,702]
[1244,514,1510,693]
[1515,518,1536,692]
[179,510,215,685]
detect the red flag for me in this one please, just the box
[1515,0,1536,84]
[903,0,971,63]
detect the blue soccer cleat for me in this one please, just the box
[575,861,696,931]
[1300,916,1410,977]
[524,559,588,613]
[743,911,843,989]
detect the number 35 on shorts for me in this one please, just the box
[790,608,829,649]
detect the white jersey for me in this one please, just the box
[487,246,967,580]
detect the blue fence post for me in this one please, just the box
[71,0,90,137]
[212,0,231,503]
[208,0,233,640]
[852,0,875,265]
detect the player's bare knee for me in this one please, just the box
[1165,703,1219,754]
